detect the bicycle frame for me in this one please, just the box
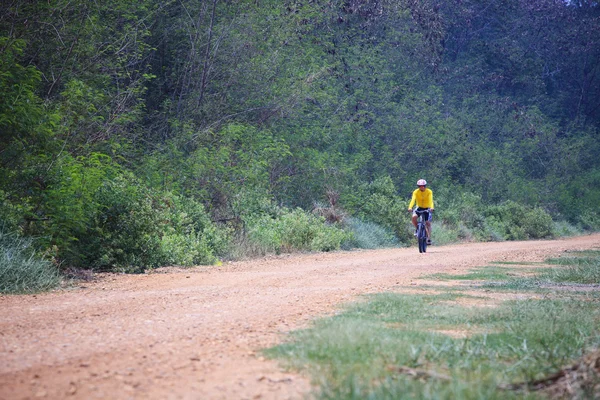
[414,208,430,253]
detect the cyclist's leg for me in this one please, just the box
[411,209,418,228]
[411,210,419,236]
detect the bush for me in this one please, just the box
[483,201,555,241]
[245,208,350,255]
[65,174,158,271]
[71,175,227,272]
[0,190,27,234]
[435,190,488,237]
[343,176,408,241]
[39,153,122,257]
[158,195,228,267]
[0,229,60,293]
[577,210,600,232]
[435,190,557,242]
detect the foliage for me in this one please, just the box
[483,201,555,241]
[1,0,599,278]
[0,37,61,228]
[0,190,27,235]
[0,37,44,142]
[557,167,600,230]
[244,208,350,256]
[186,123,291,211]
[343,176,408,241]
[435,190,556,242]
[36,153,123,255]
[1,0,155,144]
[0,229,60,294]
[434,190,487,240]
[72,175,227,272]
[427,221,461,245]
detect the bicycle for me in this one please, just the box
[413,208,431,253]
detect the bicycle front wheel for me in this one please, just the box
[418,237,427,253]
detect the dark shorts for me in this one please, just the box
[412,208,432,221]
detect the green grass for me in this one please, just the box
[342,217,400,250]
[0,230,61,294]
[265,250,600,399]
[541,250,600,284]
[490,261,544,266]
[427,266,525,281]
[484,250,600,290]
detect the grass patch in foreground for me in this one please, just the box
[490,261,544,266]
[541,250,600,284]
[481,250,600,291]
[265,251,600,399]
[427,266,527,282]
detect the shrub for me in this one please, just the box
[435,190,489,238]
[0,229,60,293]
[158,195,228,266]
[39,153,122,257]
[67,174,159,271]
[483,201,555,240]
[0,190,27,234]
[577,210,600,232]
[245,208,350,255]
[70,175,227,272]
[523,207,555,238]
[343,176,408,241]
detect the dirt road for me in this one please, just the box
[1,234,599,400]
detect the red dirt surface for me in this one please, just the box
[1,234,599,400]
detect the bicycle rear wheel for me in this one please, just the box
[417,223,427,253]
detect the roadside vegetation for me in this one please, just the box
[265,250,600,399]
[2,1,600,292]
[0,228,60,294]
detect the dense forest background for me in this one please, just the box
[1,0,599,284]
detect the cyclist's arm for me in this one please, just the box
[408,190,416,210]
[429,190,434,210]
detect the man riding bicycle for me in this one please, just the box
[408,179,434,245]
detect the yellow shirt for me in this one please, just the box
[408,188,434,209]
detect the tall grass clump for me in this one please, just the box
[428,221,462,245]
[552,220,581,237]
[0,229,60,293]
[341,217,398,249]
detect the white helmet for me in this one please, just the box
[416,179,427,186]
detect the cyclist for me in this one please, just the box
[407,179,434,245]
